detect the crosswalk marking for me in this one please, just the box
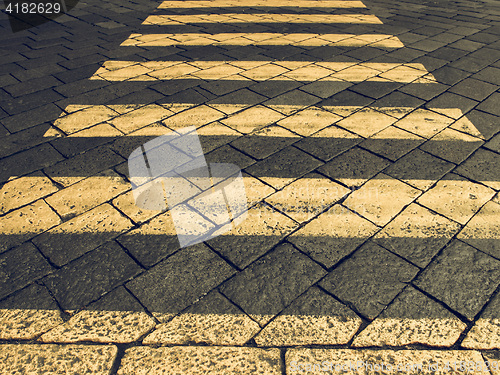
[120,33,404,47]
[90,61,434,82]
[158,0,367,8]
[142,13,383,25]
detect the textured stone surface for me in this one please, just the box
[483,352,500,375]
[277,107,341,136]
[265,173,350,223]
[43,242,142,310]
[353,286,466,347]
[455,148,500,190]
[320,241,419,319]
[40,287,155,343]
[343,173,421,226]
[361,126,425,161]
[245,146,322,189]
[220,243,326,326]
[0,200,61,254]
[417,173,495,225]
[34,204,133,267]
[117,211,179,267]
[208,202,298,269]
[393,108,454,138]
[126,243,235,322]
[462,292,500,349]
[286,349,490,374]
[0,242,54,300]
[0,344,117,374]
[318,147,390,187]
[143,290,260,345]
[374,203,461,268]
[415,240,500,320]
[0,284,63,340]
[383,149,454,191]
[458,201,500,260]
[0,172,58,215]
[288,204,378,268]
[45,169,130,219]
[255,286,362,346]
[118,346,281,375]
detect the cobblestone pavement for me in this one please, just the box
[0,0,500,372]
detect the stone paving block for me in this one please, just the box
[45,169,130,219]
[420,127,484,164]
[295,125,362,162]
[320,241,419,320]
[417,173,495,225]
[127,243,235,323]
[265,173,349,223]
[455,148,500,191]
[286,348,490,374]
[289,204,378,269]
[0,344,117,375]
[40,287,155,344]
[426,93,478,119]
[205,144,256,170]
[458,201,500,260]
[117,346,281,375]
[161,104,225,129]
[220,243,326,326]
[0,284,63,340]
[473,67,500,85]
[117,211,179,268]
[208,89,267,114]
[455,109,500,141]
[462,290,500,349]
[221,105,285,134]
[393,109,455,138]
[112,190,160,224]
[51,123,123,158]
[0,143,65,184]
[255,286,362,346]
[336,108,397,137]
[264,89,322,115]
[43,241,142,311]
[0,200,61,254]
[449,78,498,102]
[208,202,298,269]
[344,173,421,226]
[485,133,500,153]
[0,171,58,215]
[230,125,300,160]
[34,203,133,267]
[361,125,425,161]
[0,242,53,300]
[245,146,322,190]
[374,203,461,268]
[2,102,63,134]
[318,147,390,188]
[415,240,500,321]
[384,149,455,191]
[277,107,341,137]
[44,146,125,187]
[143,289,260,345]
[353,286,466,347]
[109,104,173,134]
[196,122,241,153]
[54,105,118,134]
[111,122,169,159]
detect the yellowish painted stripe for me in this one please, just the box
[142,14,383,25]
[158,0,367,8]
[89,61,434,83]
[120,33,404,48]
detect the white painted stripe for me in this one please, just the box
[120,33,404,48]
[89,61,434,82]
[158,0,367,8]
[142,14,383,25]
